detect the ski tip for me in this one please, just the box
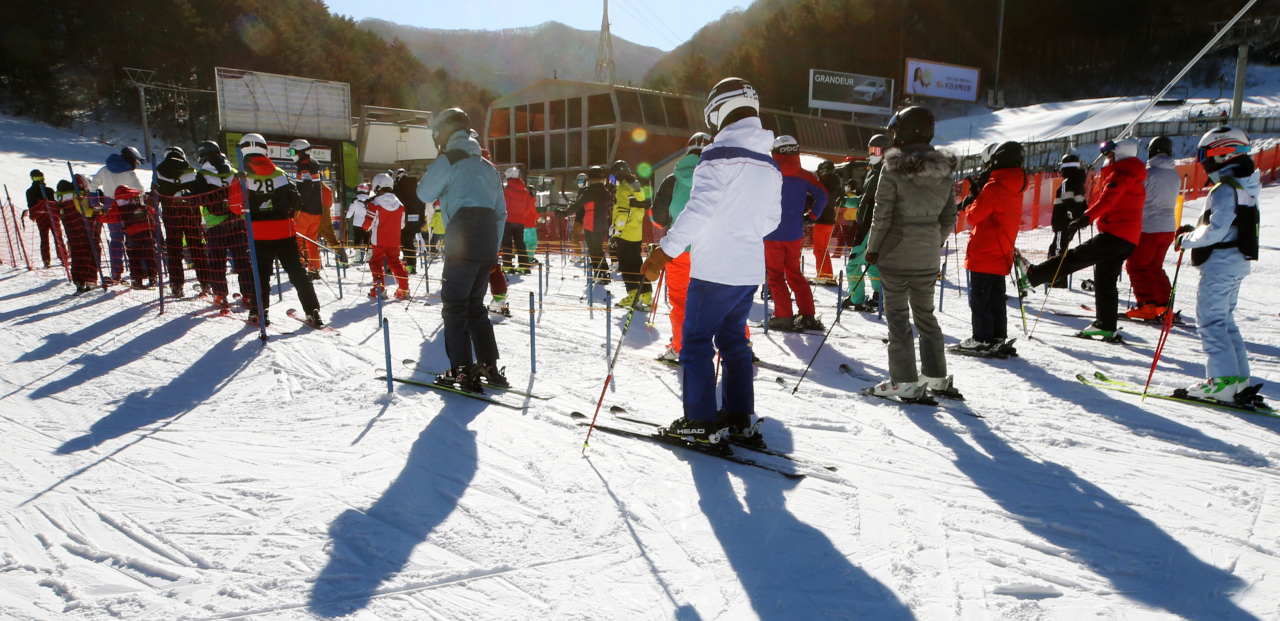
[570,412,588,420]
[608,405,626,413]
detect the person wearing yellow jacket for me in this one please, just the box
[611,159,652,309]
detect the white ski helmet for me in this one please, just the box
[686,132,712,155]
[356,182,371,195]
[504,167,522,179]
[289,139,311,160]
[575,172,588,188]
[772,135,799,155]
[1196,125,1251,172]
[1100,138,1140,160]
[238,133,269,158]
[703,77,760,131]
[371,173,395,194]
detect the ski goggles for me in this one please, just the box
[869,146,884,158]
[1099,140,1116,154]
[1197,143,1250,162]
[288,147,304,157]
[30,174,43,181]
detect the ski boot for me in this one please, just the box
[394,288,412,301]
[170,284,184,298]
[304,310,324,328]
[1125,303,1164,321]
[616,290,638,309]
[1234,379,1266,408]
[656,345,681,365]
[472,362,510,389]
[1176,376,1240,403]
[949,338,996,357]
[767,315,797,331]
[307,270,321,281]
[796,315,825,332]
[248,310,269,326]
[437,365,483,393]
[1078,321,1122,342]
[368,286,386,299]
[631,291,653,313]
[662,417,730,453]
[992,338,1018,357]
[212,294,230,310]
[719,411,766,449]
[921,375,963,400]
[865,379,935,404]
[488,294,510,316]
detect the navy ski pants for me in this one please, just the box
[680,279,756,422]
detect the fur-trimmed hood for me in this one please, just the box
[883,145,956,179]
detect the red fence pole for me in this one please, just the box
[3,185,32,270]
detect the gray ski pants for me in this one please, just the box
[882,273,947,383]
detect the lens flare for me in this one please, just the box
[636,162,653,179]
[631,128,648,144]
[236,14,277,56]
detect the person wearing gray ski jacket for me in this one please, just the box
[867,134,959,399]
[1123,150,1181,316]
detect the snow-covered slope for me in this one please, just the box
[0,115,153,200]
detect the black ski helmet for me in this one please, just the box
[121,146,144,167]
[29,169,43,180]
[1148,135,1173,158]
[57,179,74,193]
[431,108,471,150]
[988,141,1023,169]
[196,140,221,161]
[610,160,631,178]
[165,146,185,159]
[586,165,609,181]
[887,106,934,147]
[867,134,893,150]
[816,160,835,177]
[703,77,760,131]
[1059,153,1081,170]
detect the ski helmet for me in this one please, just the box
[165,146,185,160]
[1196,125,1251,173]
[393,168,408,181]
[1100,138,1139,160]
[431,108,470,150]
[1059,153,1081,169]
[611,160,631,178]
[196,140,221,161]
[586,165,609,181]
[238,133,269,158]
[371,172,395,194]
[121,146,144,167]
[771,135,799,155]
[56,179,74,194]
[703,77,760,131]
[988,141,1024,169]
[29,169,43,180]
[887,106,934,146]
[687,132,712,155]
[816,160,835,177]
[289,139,311,160]
[576,172,588,188]
[505,167,522,179]
[980,143,999,164]
[356,182,371,195]
[1148,135,1173,158]
[867,134,892,164]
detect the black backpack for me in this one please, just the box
[1191,176,1258,266]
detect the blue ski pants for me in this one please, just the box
[1196,273,1249,380]
[680,279,756,422]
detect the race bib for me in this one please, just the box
[407,214,420,221]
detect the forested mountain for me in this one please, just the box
[359,19,667,95]
[646,0,1280,111]
[0,0,495,144]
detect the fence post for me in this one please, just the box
[529,291,537,374]
[606,291,612,362]
[4,185,33,270]
[0,190,15,267]
[382,318,393,394]
[537,262,543,310]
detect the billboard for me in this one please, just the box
[904,59,981,102]
[215,67,352,140]
[808,69,894,116]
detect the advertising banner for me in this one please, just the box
[904,59,981,102]
[808,69,894,116]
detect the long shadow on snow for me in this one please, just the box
[0,279,61,305]
[54,330,257,454]
[689,426,915,621]
[309,399,485,617]
[17,302,149,362]
[13,291,118,326]
[906,411,1259,620]
[0,293,83,325]
[29,315,199,399]
[1017,362,1268,467]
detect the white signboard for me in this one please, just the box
[904,59,980,103]
[808,69,894,116]
[216,67,352,140]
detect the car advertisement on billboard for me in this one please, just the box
[808,69,894,116]
[903,58,981,102]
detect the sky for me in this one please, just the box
[322,0,746,51]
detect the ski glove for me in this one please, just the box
[641,245,670,281]
[866,252,879,265]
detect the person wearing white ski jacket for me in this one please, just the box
[347,185,371,263]
[641,77,782,447]
[90,148,146,283]
[1124,139,1182,319]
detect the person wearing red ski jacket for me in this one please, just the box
[99,186,159,287]
[363,173,411,299]
[501,171,535,271]
[1085,155,1146,245]
[961,142,1026,350]
[764,136,827,332]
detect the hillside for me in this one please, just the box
[360,19,667,95]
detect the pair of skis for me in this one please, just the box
[1077,371,1277,418]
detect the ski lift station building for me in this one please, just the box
[483,79,884,189]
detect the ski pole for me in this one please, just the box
[647,269,665,328]
[1142,249,1184,399]
[583,306,639,453]
[793,265,869,395]
[1028,244,1072,339]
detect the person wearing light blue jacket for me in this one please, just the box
[1176,126,1260,404]
[416,108,508,392]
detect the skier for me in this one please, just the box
[1020,139,1145,340]
[1047,153,1088,287]
[191,140,254,310]
[90,146,146,284]
[954,141,1025,356]
[363,173,411,300]
[23,170,66,269]
[229,133,323,327]
[651,132,712,363]
[347,183,372,264]
[811,160,843,285]
[154,146,213,298]
[865,106,958,401]
[640,76,782,448]
[99,186,158,289]
[393,169,428,273]
[416,108,508,391]
[1175,126,1259,403]
[612,159,652,310]
[765,135,827,331]
[566,166,613,283]
[54,178,99,292]
[523,180,541,265]
[843,134,891,311]
[501,167,534,273]
[289,139,326,280]
[1124,136,1180,320]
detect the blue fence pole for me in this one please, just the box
[275,260,282,302]
[529,291,537,374]
[537,262,543,310]
[606,291,612,362]
[148,153,166,314]
[382,318,393,393]
[835,269,844,322]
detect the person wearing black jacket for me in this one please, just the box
[192,140,255,309]
[1049,154,1088,287]
[565,166,614,283]
[812,161,843,284]
[393,169,428,273]
[290,140,325,279]
[25,169,66,268]
[154,147,213,297]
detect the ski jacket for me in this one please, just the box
[568,184,613,234]
[90,153,144,199]
[1142,154,1180,234]
[25,181,56,222]
[1086,156,1146,245]
[394,175,427,232]
[100,187,154,235]
[816,172,842,225]
[1181,163,1259,278]
[766,151,827,242]
[363,191,406,247]
[503,177,536,225]
[964,167,1026,276]
[416,130,506,261]
[658,116,782,286]
[1052,169,1087,233]
[193,156,237,228]
[613,177,649,242]
[154,152,197,197]
[868,145,958,278]
[294,156,324,216]
[348,189,370,228]
[430,205,445,234]
[228,155,301,241]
